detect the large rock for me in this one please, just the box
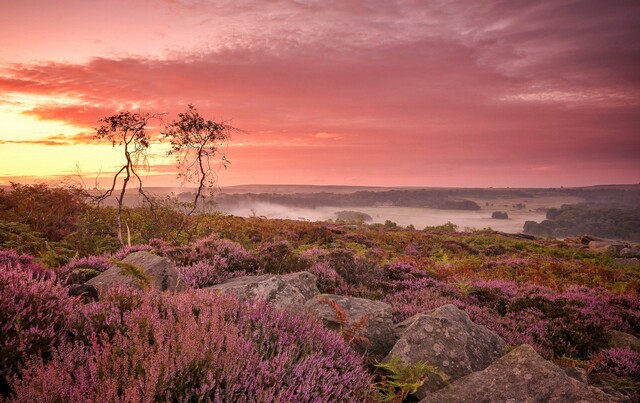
[610,330,640,353]
[209,271,319,311]
[305,294,396,358]
[86,251,187,294]
[385,304,505,399]
[421,345,630,403]
[589,240,629,253]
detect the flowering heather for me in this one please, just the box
[0,249,52,279]
[590,348,640,378]
[177,258,249,288]
[0,262,77,396]
[113,244,153,260]
[308,262,342,293]
[152,235,259,273]
[9,289,371,402]
[60,255,111,274]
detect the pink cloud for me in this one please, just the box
[0,0,638,186]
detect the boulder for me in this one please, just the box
[420,345,629,403]
[588,240,629,253]
[385,304,506,398]
[68,284,99,303]
[563,366,588,384]
[609,330,640,353]
[209,271,319,311]
[63,268,101,286]
[86,251,187,294]
[620,247,640,258]
[305,294,395,358]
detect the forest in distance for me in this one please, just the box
[142,184,639,242]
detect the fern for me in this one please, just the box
[318,298,370,346]
[373,356,445,402]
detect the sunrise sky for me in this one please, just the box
[0,0,638,188]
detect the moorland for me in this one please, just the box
[0,183,639,401]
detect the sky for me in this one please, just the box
[0,0,639,188]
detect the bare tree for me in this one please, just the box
[93,111,159,246]
[162,105,234,235]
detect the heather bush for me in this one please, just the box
[0,249,52,279]
[0,262,77,396]
[308,262,343,293]
[152,235,259,273]
[258,240,310,274]
[590,348,640,378]
[9,289,371,402]
[177,258,248,288]
[60,255,112,274]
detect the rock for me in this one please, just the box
[563,366,588,384]
[420,345,629,403]
[588,240,630,254]
[209,271,319,311]
[68,284,99,303]
[614,258,640,268]
[63,268,101,286]
[491,211,509,219]
[305,294,395,358]
[620,247,640,258]
[609,330,640,353]
[86,251,187,294]
[385,304,506,398]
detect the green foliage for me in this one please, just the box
[524,203,640,241]
[424,221,458,233]
[110,259,151,288]
[373,356,444,402]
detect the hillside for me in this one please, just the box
[1,184,639,401]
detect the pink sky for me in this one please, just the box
[0,0,639,187]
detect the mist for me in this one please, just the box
[221,202,547,233]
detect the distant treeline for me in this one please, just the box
[523,204,640,241]
[214,189,482,210]
[209,187,640,212]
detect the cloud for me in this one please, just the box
[0,0,638,186]
[0,132,95,146]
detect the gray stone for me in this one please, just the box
[588,240,629,253]
[420,345,630,403]
[86,251,187,294]
[609,330,640,353]
[563,366,588,384]
[209,271,319,311]
[385,304,506,399]
[305,294,396,358]
[63,268,101,286]
[620,247,640,258]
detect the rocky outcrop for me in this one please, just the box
[589,240,630,253]
[86,251,187,294]
[385,304,506,399]
[420,345,630,403]
[209,271,319,311]
[610,330,640,353]
[305,294,395,358]
[620,247,640,258]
